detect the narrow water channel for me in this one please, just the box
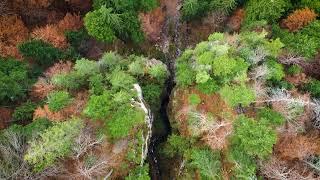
[147,0,182,179]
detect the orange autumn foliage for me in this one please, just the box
[31,24,68,49]
[44,61,73,78]
[30,78,55,100]
[0,107,12,129]
[31,13,83,49]
[57,13,83,32]
[275,134,320,160]
[283,8,317,32]
[227,8,245,32]
[0,15,29,59]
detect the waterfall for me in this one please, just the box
[133,84,153,166]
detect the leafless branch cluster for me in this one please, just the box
[72,127,104,159]
[278,53,305,65]
[188,111,232,150]
[249,47,268,65]
[260,156,317,180]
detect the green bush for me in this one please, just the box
[188,94,201,106]
[287,64,302,75]
[181,0,236,21]
[176,61,196,87]
[109,70,136,90]
[125,164,150,180]
[83,91,113,120]
[244,0,290,24]
[227,147,257,179]
[189,148,222,179]
[13,101,36,122]
[74,58,99,77]
[89,74,105,95]
[85,0,152,44]
[219,84,255,107]
[163,134,191,157]
[128,58,145,76]
[0,58,31,103]
[142,84,162,108]
[23,118,53,140]
[148,63,168,83]
[231,115,277,159]
[298,0,320,13]
[106,106,145,139]
[65,29,89,50]
[24,118,83,172]
[196,79,220,94]
[303,79,320,98]
[52,71,86,91]
[47,91,73,112]
[18,40,63,67]
[195,71,211,84]
[84,7,119,43]
[266,59,285,82]
[257,107,285,126]
[272,24,320,59]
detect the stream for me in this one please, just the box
[148,0,182,179]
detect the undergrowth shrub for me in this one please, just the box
[13,101,37,122]
[244,0,290,24]
[219,84,255,107]
[303,79,320,98]
[18,40,63,67]
[47,91,73,112]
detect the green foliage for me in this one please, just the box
[52,71,85,91]
[176,61,196,87]
[47,91,72,112]
[188,148,222,179]
[65,29,90,50]
[257,107,285,126]
[106,106,145,139]
[163,134,191,157]
[109,70,136,90]
[125,164,150,180]
[126,130,144,164]
[244,0,290,24]
[0,58,31,103]
[86,0,155,43]
[303,79,320,98]
[141,84,162,108]
[24,118,83,172]
[128,58,145,76]
[74,58,99,77]
[212,56,248,82]
[99,51,124,69]
[13,101,36,122]
[188,94,201,106]
[18,40,63,67]
[266,59,285,82]
[228,147,257,179]
[148,63,168,82]
[23,118,53,140]
[196,71,211,84]
[196,79,220,94]
[83,91,113,120]
[298,0,320,13]
[181,0,236,21]
[84,7,119,43]
[89,74,105,95]
[272,24,320,59]
[287,64,302,75]
[231,115,277,159]
[219,84,255,107]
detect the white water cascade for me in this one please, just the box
[133,84,153,166]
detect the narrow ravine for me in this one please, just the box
[148,0,182,179]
